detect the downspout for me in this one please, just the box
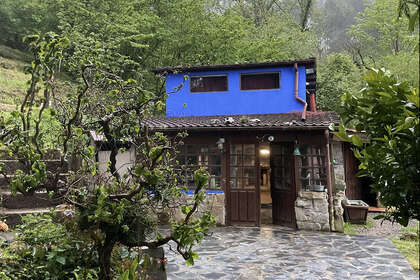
[325,129,335,231]
[294,63,307,120]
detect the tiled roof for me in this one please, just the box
[144,111,340,131]
[152,58,316,74]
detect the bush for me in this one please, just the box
[0,213,99,280]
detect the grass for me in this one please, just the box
[343,217,374,235]
[344,218,419,272]
[390,221,419,272]
[0,45,76,113]
[0,46,30,112]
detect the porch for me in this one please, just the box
[145,111,345,230]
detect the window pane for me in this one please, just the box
[243,167,255,178]
[230,155,241,166]
[190,75,228,92]
[230,144,242,154]
[243,144,255,155]
[230,167,241,178]
[209,155,221,165]
[230,178,242,189]
[209,176,221,189]
[209,166,221,177]
[243,155,255,166]
[241,72,280,90]
[244,177,255,189]
[187,155,198,165]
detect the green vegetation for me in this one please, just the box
[343,217,374,235]
[0,48,29,111]
[390,221,419,272]
[336,69,419,226]
[1,33,216,280]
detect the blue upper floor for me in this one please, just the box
[153,59,316,117]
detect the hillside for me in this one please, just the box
[0,45,77,113]
[0,45,31,112]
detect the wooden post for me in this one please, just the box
[325,130,334,231]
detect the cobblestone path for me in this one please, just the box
[165,226,418,280]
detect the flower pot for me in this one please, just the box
[342,200,369,224]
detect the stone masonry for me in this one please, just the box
[331,142,346,232]
[170,192,225,225]
[295,191,330,231]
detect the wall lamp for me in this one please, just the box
[293,139,301,156]
[216,137,225,153]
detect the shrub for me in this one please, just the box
[0,213,98,280]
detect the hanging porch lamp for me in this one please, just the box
[293,140,301,156]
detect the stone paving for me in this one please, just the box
[165,226,418,280]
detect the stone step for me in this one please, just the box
[0,207,66,227]
[0,207,56,226]
[0,191,62,209]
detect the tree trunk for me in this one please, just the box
[98,237,116,280]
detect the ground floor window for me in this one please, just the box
[177,144,222,189]
[229,144,256,189]
[296,145,327,191]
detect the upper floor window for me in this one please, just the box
[240,72,280,90]
[190,75,228,93]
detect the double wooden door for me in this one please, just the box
[270,143,296,228]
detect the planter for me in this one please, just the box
[342,200,369,224]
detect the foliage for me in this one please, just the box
[336,68,419,226]
[0,213,98,280]
[0,33,68,195]
[347,0,419,68]
[316,53,362,111]
[1,33,216,280]
[398,0,420,32]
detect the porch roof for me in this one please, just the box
[144,111,340,132]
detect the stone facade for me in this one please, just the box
[170,192,225,225]
[295,191,330,231]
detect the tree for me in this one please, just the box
[0,33,215,280]
[316,53,362,111]
[335,68,419,226]
[398,0,420,32]
[347,0,418,68]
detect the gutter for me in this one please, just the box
[294,63,307,120]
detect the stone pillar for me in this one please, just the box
[331,142,346,232]
[295,191,330,231]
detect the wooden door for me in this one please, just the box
[227,141,259,226]
[270,143,296,228]
[344,143,363,200]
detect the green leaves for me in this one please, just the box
[340,68,420,225]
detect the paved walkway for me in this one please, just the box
[165,226,418,280]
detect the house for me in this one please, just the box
[145,59,367,231]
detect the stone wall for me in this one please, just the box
[170,192,225,225]
[295,191,330,231]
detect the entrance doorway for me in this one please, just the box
[259,142,296,228]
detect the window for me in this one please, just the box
[177,144,222,189]
[240,72,280,90]
[230,144,256,189]
[190,75,228,92]
[296,145,327,191]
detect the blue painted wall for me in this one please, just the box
[165,66,307,117]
